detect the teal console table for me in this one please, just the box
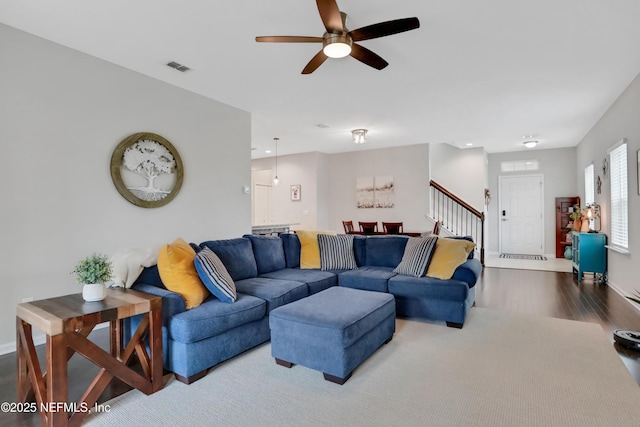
[571,232,607,282]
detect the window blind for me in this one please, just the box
[609,141,628,249]
[584,164,594,206]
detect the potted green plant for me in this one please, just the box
[72,253,113,301]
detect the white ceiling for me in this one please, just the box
[3,0,640,158]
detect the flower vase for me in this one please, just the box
[581,219,590,232]
[573,218,582,231]
[564,246,573,259]
[82,283,107,302]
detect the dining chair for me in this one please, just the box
[382,222,403,234]
[342,220,355,233]
[358,221,378,234]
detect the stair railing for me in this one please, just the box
[430,180,485,265]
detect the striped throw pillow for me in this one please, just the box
[194,246,237,303]
[393,236,438,277]
[317,234,358,271]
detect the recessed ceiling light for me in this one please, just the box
[265,150,272,154]
[466,143,473,146]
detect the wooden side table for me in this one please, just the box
[16,288,163,427]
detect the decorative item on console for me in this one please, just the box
[584,204,601,233]
[72,253,113,302]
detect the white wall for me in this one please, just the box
[327,144,431,233]
[251,152,329,230]
[0,25,251,351]
[487,148,577,256]
[429,144,487,211]
[576,72,640,300]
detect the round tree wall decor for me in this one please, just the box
[110,132,184,208]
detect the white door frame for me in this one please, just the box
[498,174,545,255]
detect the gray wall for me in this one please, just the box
[327,144,431,233]
[251,152,330,230]
[576,72,640,299]
[487,148,578,256]
[430,144,488,211]
[0,25,251,351]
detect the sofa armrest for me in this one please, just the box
[131,283,187,325]
[451,258,482,288]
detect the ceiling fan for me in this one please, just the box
[255,0,420,74]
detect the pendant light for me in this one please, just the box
[272,137,280,186]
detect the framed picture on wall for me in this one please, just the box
[291,184,301,201]
[110,132,183,208]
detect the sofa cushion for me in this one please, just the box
[338,266,396,292]
[157,238,209,309]
[133,265,165,289]
[393,236,438,277]
[280,233,301,268]
[243,234,286,274]
[168,293,266,343]
[426,238,476,280]
[296,230,336,269]
[388,275,469,301]
[318,234,358,271]
[194,247,237,303]
[363,236,408,267]
[234,277,308,313]
[259,268,337,295]
[200,238,257,281]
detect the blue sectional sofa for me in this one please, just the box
[130,233,482,384]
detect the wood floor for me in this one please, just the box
[1,266,639,426]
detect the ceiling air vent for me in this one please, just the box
[166,61,191,72]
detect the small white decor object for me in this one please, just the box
[72,253,113,302]
[82,283,107,302]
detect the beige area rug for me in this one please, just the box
[84,309,640,427]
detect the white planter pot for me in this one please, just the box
[82,283,107,302]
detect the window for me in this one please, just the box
[501,160,539,172]
[584,164,594,206]
[609,140,628,249]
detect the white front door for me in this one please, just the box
[499,175,544,255]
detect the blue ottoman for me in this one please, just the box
[269,286,395,384]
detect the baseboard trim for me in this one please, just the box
[607,280,640,314]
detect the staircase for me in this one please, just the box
[430,180,485,265]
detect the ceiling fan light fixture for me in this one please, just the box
[323,34,352,58]
[352,129,368,144]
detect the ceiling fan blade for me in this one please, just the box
[349,17,420,42]
[316,0,343,32]
[349,44,389,70]
[302,50,328,74]
[256,36,323,43]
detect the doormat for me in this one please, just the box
[499,254,547,261]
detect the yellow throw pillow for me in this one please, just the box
[296,230,337,269]
[426,238,476,280]
[157,238,209,309]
